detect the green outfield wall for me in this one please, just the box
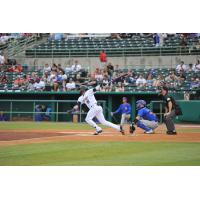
[0,91,199,123]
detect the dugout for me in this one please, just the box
[1,91,198,123]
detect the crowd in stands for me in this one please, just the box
[48,33,200,48]
[0,58,199,94]
[0,33,38,45]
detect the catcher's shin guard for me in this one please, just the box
[129,123,136,134]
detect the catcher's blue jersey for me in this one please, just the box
[137,107,158,121]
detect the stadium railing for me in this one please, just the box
[25,46,200,58]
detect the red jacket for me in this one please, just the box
[99,52,107,62]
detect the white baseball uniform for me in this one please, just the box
[78,88,120,132]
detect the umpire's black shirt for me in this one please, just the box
[162,95,176,111]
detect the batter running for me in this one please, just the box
[73,85,125,135]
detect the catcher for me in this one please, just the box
[130,100,158,134]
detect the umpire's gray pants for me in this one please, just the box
[164,110,176,132]
[140,119,158,130]
[121,114,131,125]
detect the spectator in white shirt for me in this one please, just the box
[136,75,147,87]
[158,33,167,47]
[0,52,5,65]
[187,64,195,72]
[193,60,200,72]
[34,78,45,91]
[66,78,76,90]
[71,60,82,72]
[43,63,51,73]
[176,61,187,73]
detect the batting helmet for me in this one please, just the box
[80,85,87,95]
[136,100,146,110]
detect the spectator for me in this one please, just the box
[75,73,85,84]
[13,76,23,90]
[43,63,51,73]
[57,64,65,73]
[13,65,23,73]
[27,78,35,91]
[177,72,186,85]
[136,74,146,87]
[153,75,164,87]
[115,82,124,92]
[190,77,200,89]
[154,34,160,47]
[158,33,167,47]
[49,70,59,91]
[195,38,200,49]
[146,74,154,87]
[34,78,45,91]
[71,60,82,72]
[31,72,38,82]
[66,78,76,91]
[94,68,103,81]
[193,60,200,72]
[99,50,107,68]
[20,75,30,90]
[165,71,178,82]
[7,65,22,73]
[101,75,111,92]
[106,62,114,79]
[180,34,187,48]
[184,92,190,100]
[51,63,58,71]
[176,61,187,73]
[59,70,68,91]
[0,74,8,84]
[0,52,5,65]
[187,64,194,72]
[111,33,121,39]
[54,33,64,41]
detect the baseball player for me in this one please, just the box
[73,85,125,135]
[130,100,158,134]
[111,97,131,127]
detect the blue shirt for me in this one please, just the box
[55,33,64,40]
[137,107,158,121]
[114,103,131,115]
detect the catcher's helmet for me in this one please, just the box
[136,100,146,110]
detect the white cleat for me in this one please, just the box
[94,130,103,135]
[144,129,154,134]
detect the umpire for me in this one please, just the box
[160,86,182,135]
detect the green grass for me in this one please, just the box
[0,141,199,166]
[0,122,199,166]
[0,122,94,130]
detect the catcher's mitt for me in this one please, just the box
[129,123,136,134]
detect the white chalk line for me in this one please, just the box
[178,125,200,128]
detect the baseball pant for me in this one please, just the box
[85,105,120,131]
[137,119,158,132]
[120,114,131,125]
[164,110,176,132]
